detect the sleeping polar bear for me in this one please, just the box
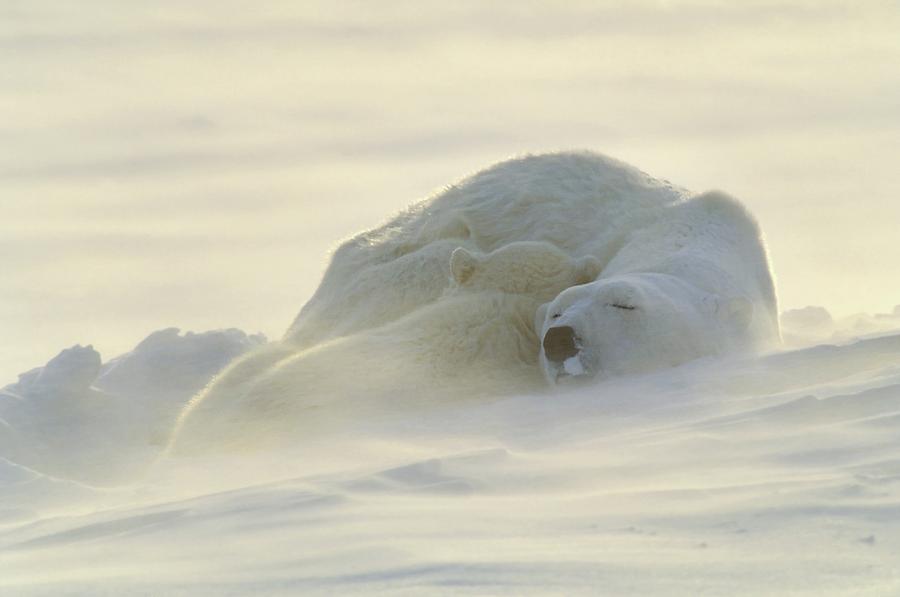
[535,192,779,383]
[170,242,601,452]
[286,151,780,384]
[286,151,689,349]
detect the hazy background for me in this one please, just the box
[2,0,899,382]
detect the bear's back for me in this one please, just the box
[287,152,687,345]
[427,151,688,256]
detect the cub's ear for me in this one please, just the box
[575,255,603,284]
[534,302,550,334]
[450,247,480,285]
[705,295,754,331]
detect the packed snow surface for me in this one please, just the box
[2,314,900,595]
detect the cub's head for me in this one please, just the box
[534,273,754,384]
[450,242,602,302]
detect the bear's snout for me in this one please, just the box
[542,326,580,363]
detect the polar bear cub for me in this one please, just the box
[449,241,602,302]
[171,241,600,452]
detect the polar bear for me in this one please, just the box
[170,242,601,452]
[285,151,779,383]
[287,238,476,348]
[534,191,780,383]
[286,151,688,349]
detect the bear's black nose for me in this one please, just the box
[543,326,579,363]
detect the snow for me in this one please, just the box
[0,328,265,484]
[781,305,900,348]
[95,327,266,408]
[2,314,900,595]
[3,2,900,593]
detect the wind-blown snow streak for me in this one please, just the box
[2,323,900,595]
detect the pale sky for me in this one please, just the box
[2,0,899,382]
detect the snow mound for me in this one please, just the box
[8,345,101,397]
[0,328,265,484]
[781,304,900,347]
[3,328,900,594]
[95,327,266,405]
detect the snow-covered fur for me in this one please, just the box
[171,242,600,453]
[287,151,779,384]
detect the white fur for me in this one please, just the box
[285,151,778,385]
[171,242,594,453]
[286,151,687,348]
[287,238,476,348]
[535,191,780,383]
[171,151,780,450]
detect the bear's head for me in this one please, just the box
[449,242,602,302]
[534,272,754,384]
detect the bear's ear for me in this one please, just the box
[450,247,480,285]
[575,255,603,285]
[534,302,550,334]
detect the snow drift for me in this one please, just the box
[2,316,900,595]
[0,329,265,484]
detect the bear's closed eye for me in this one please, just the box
[608,303,636,311]
[551,313,561,319]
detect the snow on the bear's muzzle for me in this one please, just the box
[541,325,589,383]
